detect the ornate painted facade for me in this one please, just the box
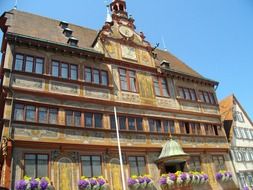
[220,95,253,189]
[0,1,238,189]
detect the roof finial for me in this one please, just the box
[14,0,18,9]
[161,36,168,52]
[106,4,112,23]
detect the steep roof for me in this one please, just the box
[1,9,208,80]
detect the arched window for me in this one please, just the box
[113,5,118,11]
[119,4,124,11]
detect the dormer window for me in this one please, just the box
[59,21,68,29]
[63,28,73,37]
[160,60,170,69]
[67,37,78,47]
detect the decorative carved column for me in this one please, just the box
[0,136,13,189]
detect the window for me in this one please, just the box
[14,54,44,74]
[233,111,244,123]
[49,109,58,124]
[14,104,59,124]
[84,67,108,86]
[119,68,137,92]
[149,119,174,133]
[153,77,169,97]
[180,121,201,135]
[188,156,201,172]
[178,87,196,101]
[240,128,247,139]
[14,104,24,121]
[110,115,143,131]
[204,124,215,136]
[51,60,78,80]
[246,129,252,139]
[25,106,36,122]
[81,155,102,177]
[212,155,226,171]
[128,156,146,176]
[199,90,216,105]
[24,154,48,178]
[235,150,243,162]
[234,128,241,138]
[66,111,81,127]
[84,113,103,128]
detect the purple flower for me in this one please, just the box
[180,173,187,181]
[78,179,90,189]
[30,178,39,190]
[244,186,249,190]
[15,180,27,190]
[97,178,106,186]
[199,175,203,180]
[203,174,208,181]
[169,173,176,181]
[128,178,137,186]
[40,178,49,190]
[138,177,145,184]
[159,176,167,185]
[227,172,232,178]
[89,178,97,186]
[144,176,151,184]
[216,173,223,180]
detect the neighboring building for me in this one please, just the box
[220,95,253,189]
[0,1,237,189]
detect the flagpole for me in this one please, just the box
[114,106,126,190]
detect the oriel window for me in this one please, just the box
[24,154,48,178]
[128,156,146,176]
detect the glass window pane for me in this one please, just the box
[14,104,24,121]
[52,61,59,77]
[184,89,191,100]
[129,71,136,92]
[161,78,169,97]
[128,117,135,130]
[94,113,102,128]
[163,121,169,133]
[81,156,92,177]
[61,63,68,78]
[199,92,205,102]
[119,116,126,130]
[129,157,138,176]
[66,111,73,126]
[15,54,24,71]
[70,65,78,80]
[85,113,93,128]
[119,69,128,91]
[92,156,101,176]
[149,119,155,132]
[156,120,162,132]
[25,56,34,72]
[74,112,81,127]
[136,118,143,131]
[37,155,48,177]
[38,107,47,123]
[137,157,146,175]
[101,71,108,86]
[204,92,210,103]
[25,154,36,177]
[49,109,58,124]
[110,116,116,129]
[190,89,196,100]
[178,87,184,98]
[25,106,36,122]
[35,58,44,74]
[93,69,100,84]
[85,68,92,82]
[153,77,160,96]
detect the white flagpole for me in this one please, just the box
[114,106,126,190]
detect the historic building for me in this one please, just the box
[220,95,253,189]
[0,0,238,189]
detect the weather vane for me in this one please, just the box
[14,0,18,9]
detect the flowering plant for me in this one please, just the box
[78,176,110,190]
[215,170,232,182]
[128,175,154,190]
[159,171,209,189]
[15,176,52,190]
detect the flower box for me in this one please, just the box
[15,176,54,190]
[78,176,110,190]
[128,175,155,190]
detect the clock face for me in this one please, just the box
[119,25,134,38]
[121,45,137,60]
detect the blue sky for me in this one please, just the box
[0,0,252,119]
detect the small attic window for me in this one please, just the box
[59,21,68,29]
[67,37,78,47]
[63,28,73,37]
[160,60,170,69]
